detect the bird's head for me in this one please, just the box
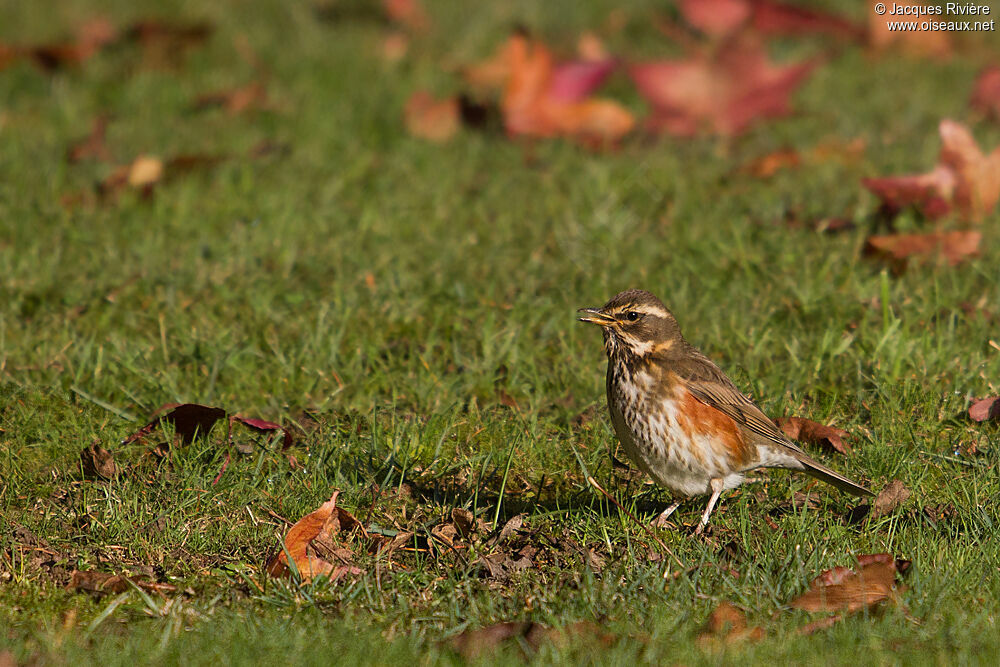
[578,289,683,361]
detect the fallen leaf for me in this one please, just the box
[231,415,294,449]
[864,120,1000,221]
[404,91,460,142]
[451,507,477,539]
[776,416,851,455]
[194,81,268,115]
[67,569,176,596]
[868,1,951,57]
[698,602,765,645]
[748,0,864,39]
[125,20,214,67]
[630,36,816,136]
[80,442,117,479]
[462,34,633,146]
[741,148,801,177]
[788,553,910,614]
[380,31,409,63]
[266,491,367,582]
[502,35,634,145]
[871,479,911,519]
[67,115,111,163]
[969,396,1000,422]
[863,230,981,268]
[8,17,117,71]
[971,66,1000,121]
[122,403,227,445]
[127,155,164,188]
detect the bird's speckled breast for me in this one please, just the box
[606,362,746,497]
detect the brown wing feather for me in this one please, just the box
[667,345,873,497]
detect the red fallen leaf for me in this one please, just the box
[122,403,227,445]
[680,0,751,38]
[404,91,460,142]
[788,553,909,613]
[863,120,1000,221]
[748,0,863,39]
[864,230,981,268]
[67,115,111,163]
[971,66,1000,121]
[868,1,951,57]
[266,491,366,582]
[231,415,293,449]
[382,0,429,33]
[775,416,851,455]
[548,59,618,103]
[630,36,816,136]
[501,35,634,146]
[194,81,267,115]
[969,396,1000,422]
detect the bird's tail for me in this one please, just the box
[796,455,873,497]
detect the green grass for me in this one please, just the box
[2,0,1000,663]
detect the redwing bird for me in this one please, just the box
[579,289,872,533]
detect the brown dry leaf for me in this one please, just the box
[971,66,1000,121]
[776,416,851,455]
[697,602,764,646]
[969,396,1000,422]
[266,491,366,582]
[80,442,117,479]
[404,91,460,142]
[194,81,268,115]
[67,570,176,596]
[863,120,1000,221]
[451,508,477,539]
[871,479,911,519]
[6,17,118,72]
[125,20,214,67]
[868,1,951,57]
[788,553,909,614]
[67,115,111,163]
[864,230,981,268]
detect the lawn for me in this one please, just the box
[2,0,1000,664]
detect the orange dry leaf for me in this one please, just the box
[868,1,951,57]
[383,0,429,32]
[630,36,816,136]
[266,491,366,583]
[194,81,268,115]
[697,602,765,646]
[788,553,909,614]
[501,35,633,146]
[863,120,1000,221]
[404,91,460,142]
[776,416,851,455]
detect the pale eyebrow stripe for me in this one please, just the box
[609,304,668,318]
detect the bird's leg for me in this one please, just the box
[651,500,682,527]
[695,478,726,535]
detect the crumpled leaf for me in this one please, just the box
[404,91,460,142]
[868,1,951,57]
[871,479,911,519]
[67,569,176,596]
[969,396,1000,422]
[231,415,294,449]
[971,66,1000,121]
[863,120,1000,221]
[697,602,765,646]
[864,230,981,268]
[630,36,816,136]
[675,0,861,40]
[775,416,851,455]
[266,491,366,582]
[80,442,117,479]
[788,553,910,614]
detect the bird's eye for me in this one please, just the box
[624,311,640,322]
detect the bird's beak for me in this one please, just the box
[577,307,615,326]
